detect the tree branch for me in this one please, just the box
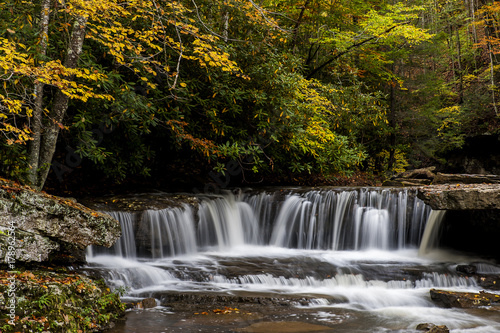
[290,0,311,52]
[306,24,401,79]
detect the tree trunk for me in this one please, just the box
[456,26,464,104]
[485,12,499,117]
[223,11,229,42]
[33,15,88,190]
[387,64,397,174]
[488,39,499,116]
[28,0,51,187]
[290,0,310,53]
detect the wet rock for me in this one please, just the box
[0,177,121,264]
[138,297,157,309]
[152,291,346,311]
[477,275,500,290]
[456,264,477,275]
[416,323,450,333]
[80,193,199,212]
[430,289,500,308]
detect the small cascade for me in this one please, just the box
[268,189,429,251]
[90,205,197,259]
[397,190,408,248]
[90,188,433,259]
[86,256,178,291]
[87,211,137,258]
[146,205,197,258]
[410,198,429,245]
[197,194,260,249]
[85,188,500,333]
[418,210,447,255]
[356,208,390,249]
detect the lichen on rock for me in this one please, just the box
[0,177,121,264]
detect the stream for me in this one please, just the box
[85,188,500,332]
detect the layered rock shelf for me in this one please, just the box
[417,184,500,210]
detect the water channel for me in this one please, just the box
[85,188,500,332]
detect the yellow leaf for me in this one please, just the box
[180,82,187,87]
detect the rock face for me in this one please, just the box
[0,178,121,264]
[417,184,500,210]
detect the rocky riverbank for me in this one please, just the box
[0,177,125,332]
[0,267,125,332]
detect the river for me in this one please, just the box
[85,188,500,332]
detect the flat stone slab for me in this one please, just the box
[417,184,500,210]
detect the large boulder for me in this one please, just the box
[0,178,120,264]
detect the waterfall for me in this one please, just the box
[85,188,500,333]
[87,211,137,258]
[418,210,447,255]
[90,188,432,258]
[146,205,197,258]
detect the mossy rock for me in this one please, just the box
[0,268,125,332]
[0,177,121,264]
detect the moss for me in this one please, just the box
[0,267,125,332]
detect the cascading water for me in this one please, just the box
[86,188,500,333]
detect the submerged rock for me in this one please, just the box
[137,297,157,309]
[456,264,477,275]
[0,177,120,264]
[416,323,450,333]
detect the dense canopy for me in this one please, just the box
[0,0,498,192]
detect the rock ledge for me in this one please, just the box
[417,184,500,210]
[0,178,121,264]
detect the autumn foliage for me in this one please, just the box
[0,0,498,190]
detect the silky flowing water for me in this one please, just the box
[85,188,500,332]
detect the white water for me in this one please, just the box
[418,210,447,256]
[86,188,500,332]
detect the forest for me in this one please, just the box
[0,0,499,193]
